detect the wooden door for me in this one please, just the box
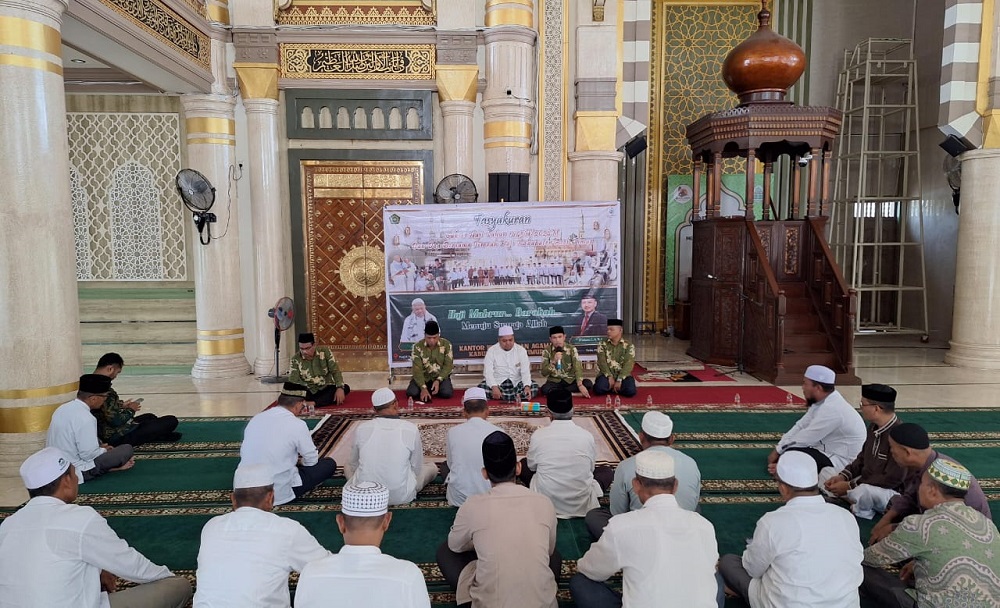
[301,160,423,370]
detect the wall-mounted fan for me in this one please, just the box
[260,296,295,384]
[434,173,478,203]
[176,169,217,245]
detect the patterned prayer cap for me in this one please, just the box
[281,382,308,398]
[928,457,972,491]
[341,480,390,516]
[635,450,675,479]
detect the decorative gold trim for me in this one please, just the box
[561,4,569,200]
[339,245,386,298]
[0,381,78,400]
[484,121,533,139]
[97,0,210,68]
[277,1,436,26]
[485,7,534,27]
[186,136,236,146]
[185,117,235,136]
[197,328,244,337]
[435,64,479,102]
[234,63,279,100]
[643,0,666,324]
[486,0,533,7]
[0,17,61,55]
[660,0,759,3]
[0,54,62,75]
[197,338,245,356]
[280,43,435,80]
[484,141,532,149]
[575,111,619,152]
[206,3,229,23]
[979,0,998,147]
[0,403,61,434]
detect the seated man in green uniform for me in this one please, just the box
[289,333,351,407]
[540,325,592,397]
[93,352,180,447]
[405,321,454,402]
[593,319,637,398]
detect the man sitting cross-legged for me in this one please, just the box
[345,388,438,506]
[405,320,454,402]
[478,325,538,401]
[296,481,430,608]
[289,332,351,406]
[443,387,502,507]
[437,430,561,608]
[571,451,722,608]
[593,319,637,398]
[585,411,702,540]
[93,352,180,447]
[193,464,331,607]
[239,382,336,505]
[539,325,592,397]
[0,447,192,608]
[520,389,612,518]
[47,374,134,484]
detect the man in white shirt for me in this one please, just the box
[296,481,430,608]
[521,389,609,518]
[766,365,866,476]
[478,325,538,402]
[239,382,336,505]
[720,451,864,608]
[585,411,702,540]
[46,374,134,483]
[399,297,438,344]
[571,451,721,608]
[345,388,438,505]
[0,447,191,608]
[444,387,502,507]
[193,463,331,607]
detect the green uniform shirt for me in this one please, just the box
[98,387,136,443]
[597,338,636,380]
[289,346,344,393]
[412,338,454,385]
[541,343,583,384]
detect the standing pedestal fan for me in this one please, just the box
[260,297,295,384]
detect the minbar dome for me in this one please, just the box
[721,1,806,105]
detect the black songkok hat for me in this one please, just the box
[547,388,573,414]
[608,318,624,327]
[862,384,897,403]
[549,325,565,336]
[281,382,308,398]
[889,423,930,450]
[79,374,111,394]
[424,321,440,335]
[482,431,517,478]
[298,332,315,344]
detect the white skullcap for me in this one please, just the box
[341,480,390,516]
[804,365,836,385]
[20,447,71,490]
[498,325,514,337]
[371,387,397,409]
[233,463,274,489]
[463,387,488,402]
[776,451,819,488]
[635,450,675,480]
[411,298,425,306]
[641,411,674,439]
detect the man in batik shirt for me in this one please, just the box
[593,319,637,398]
[405,321,453,402]
[289,333,351,407]
[539,325,591,397]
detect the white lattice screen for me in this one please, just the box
[68,112,187,280]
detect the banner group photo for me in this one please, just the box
[384,202,622,366]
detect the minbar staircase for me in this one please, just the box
[778,280,849,382]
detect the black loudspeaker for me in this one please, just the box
[488,173,530,202]
[939,134,976,157]
[624,134,647,158]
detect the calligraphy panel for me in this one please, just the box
[281,44,434,80]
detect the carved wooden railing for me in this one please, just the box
[742,221,787,381]
[804,218,857,373]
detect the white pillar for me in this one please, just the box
[0,0,81,475]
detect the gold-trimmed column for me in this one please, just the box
[437,33,480,178]
[234,32,288,376]
[181,94,251,378]
[570,111,622,201]
[0,0,81,476]
[483,2,537,186]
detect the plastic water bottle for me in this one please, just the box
[733,392,742,405]
[646,395,654,406]
[606,395,612,407]
[407,396,414,412]
[614,395,622,408]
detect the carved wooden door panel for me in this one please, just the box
[302,160,423,369]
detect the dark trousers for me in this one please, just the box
[83,444,134,481]
[436,541,562,606]
[293,457,337,498]
[518,458,614,492]
[860,564,917,608]
[782,446,834,472]
[405,378,454,400]
[539,379,594,395]
[585,507,613,541]
[308,384,351,407]
[570,572,727,608]
[593,375,637,398]
[109,415,179,448]
[718,553,752,603]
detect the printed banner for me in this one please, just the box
[384,202,622,367]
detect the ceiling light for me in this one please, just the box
[70,59,87,64]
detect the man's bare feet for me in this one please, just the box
[110,457,135,472]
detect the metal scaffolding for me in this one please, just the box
[830,39,929,340]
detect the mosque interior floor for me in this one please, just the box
[1,333,993,507]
